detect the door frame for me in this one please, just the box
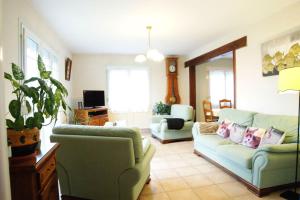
[185,36,247,112]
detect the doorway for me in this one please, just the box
[196,52,234,121]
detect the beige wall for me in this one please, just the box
[189,2,300,116]
[0,0,11,198]
[195,58,233,121]
[3,0,72,122]
[72,54,188,128]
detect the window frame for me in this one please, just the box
[19,22,58,76]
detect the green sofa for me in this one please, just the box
[192,108,298,196]
[150,104,194,143]
[50,125,155,200]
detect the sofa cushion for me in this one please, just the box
[241,127,266,149]
[252,114,298,143]
[218,109,256,126]
[259,127,285,147]
[216,145,257,169]
[197,134,233,151]
[216,120,232,138]
[52,124,144,162]
[170,104,194,121]
[229,123,247,143]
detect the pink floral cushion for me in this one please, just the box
[259,127,285,147]
[216,120,232,138]
[229,123,247,143]
[241,127,266,149]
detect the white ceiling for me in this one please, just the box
[31,0,299,55]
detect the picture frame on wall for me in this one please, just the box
[65,58,72,81]
[261,29,300,77]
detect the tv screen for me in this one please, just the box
[83,90,105,108]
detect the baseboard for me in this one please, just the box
[152,134,193,144]
[194,149,298,197]
[62,195,91,200]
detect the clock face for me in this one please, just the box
[169,64,176,73]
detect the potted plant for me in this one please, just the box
[152,101,171,115]
[4,55,70,156]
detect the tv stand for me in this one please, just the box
[74,107,109,126]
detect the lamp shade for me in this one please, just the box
[278,67,300,92]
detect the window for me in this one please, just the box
[21,24,58,80]
[20,23,60,131]
[209,69,234,108]
[107,67,150,113]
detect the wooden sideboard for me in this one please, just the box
[9,143,60,200]
[74,107,109,126]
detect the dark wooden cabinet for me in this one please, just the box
[9,143,60,200]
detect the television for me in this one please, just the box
[83,90,105,108]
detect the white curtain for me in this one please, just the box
[209,69,234,108]
[107,67,149,113]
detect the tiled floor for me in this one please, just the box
[139,132,285,200]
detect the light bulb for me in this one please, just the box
[134,54,147,63]
[146,49,164,62]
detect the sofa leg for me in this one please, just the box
[146,176,151,184]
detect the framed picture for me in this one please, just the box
[261,29,300,77]
[65,58,72,81]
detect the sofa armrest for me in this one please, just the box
[119,144,155,200]
[257,143,300,153]
[252,149,299,188]
[151,115,171,123]
[192,122,201,139]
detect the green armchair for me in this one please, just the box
[150,104,194,143]
[50,124,155,200]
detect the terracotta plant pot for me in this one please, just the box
[7,128,40,157]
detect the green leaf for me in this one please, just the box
[4,72,12,80]
[34,112,44,123]
[29,87,39,103]
[33,112,44,129]
[61,99,67,110]
[37,55,46,73]
[6,119,14,129]
[12,80,20,88]
[25,100,32,113]
[50,77,68,96]
[9,100,21,118]
[25,117,35,129]
[12,63,24,80]
[14,116,24,131]
[24,77,41,84]
[45,98,54,115]
[38,79,49,92]
[54,89,62,105]
[20,85,31,96]
[40,71,51,79]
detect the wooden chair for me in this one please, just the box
[219,99,232,109]
[202,100,218,122]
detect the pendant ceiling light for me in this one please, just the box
[135,26,164,63]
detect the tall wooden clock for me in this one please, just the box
[165,57,181,104]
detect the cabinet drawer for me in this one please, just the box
[39,156,56,190]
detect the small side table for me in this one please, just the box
[9,142,60,200]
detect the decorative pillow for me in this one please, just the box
[229,123,247,143]
[259,127,285,147]
[199,122,219,134]
[216,120,232,138]
[241,127,266,149]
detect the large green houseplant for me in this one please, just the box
[152,101,171,115]
[5,55,70,156]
